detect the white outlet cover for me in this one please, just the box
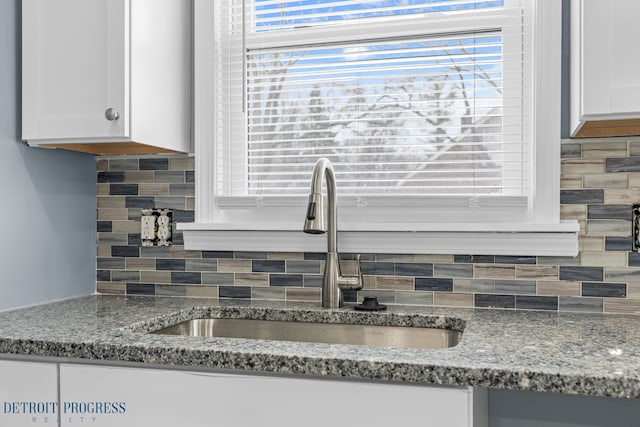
[141,215,156,240]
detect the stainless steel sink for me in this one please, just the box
[151,318,462,349]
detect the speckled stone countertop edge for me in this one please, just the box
[1,295,640,400]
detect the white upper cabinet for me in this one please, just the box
[571,0,640,137]
[22,0,191,155]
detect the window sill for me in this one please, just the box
[177,221,580,256]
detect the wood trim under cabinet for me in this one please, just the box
[37,142,182,155]
[574,119,640,138]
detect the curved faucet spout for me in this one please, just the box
[303,158,362,308]
[303,158,336,252]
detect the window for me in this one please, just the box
[182,0,578,255]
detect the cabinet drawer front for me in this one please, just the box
[0,360,59,427]
[60,364,479,427]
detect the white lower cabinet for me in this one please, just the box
[0,360,59,426]
[59,364,488,427]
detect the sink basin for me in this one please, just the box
[151,318,462,349]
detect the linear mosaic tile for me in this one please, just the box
[494,280,536,295]
[587,205,632,220]
[561,159,604,175]
[560,189,605,204]
[376,276,413,291]
[217,259,251,273]
[124,197,154,209]
[154,171,185,183]
[97,257,125,269]
[202,272,235,285]
[629,252,640,267]
[184,285,218,298]
[536,280,580,297]
[582,173,629,188]
[219,286,251,299]
[112,271,140,282]
[434,263,473,278]
[474,294,515,309]
[454,255,495,263]
[361,262,395,275]
[582,141,627,159]
[109,159,138,170]
[415,278,453,292]
[559,296,603,313]
[139,183,170,196]
[202,251,234,259]
[395,262,433,277]
[605,236,632,251]
[97,221,113,232]
[141,271,171,283]
[433,292,473,308]
[110,184,139,196]
[286,288,321,302]
[156,285,186,297]
[98,171,125,183]
[474,265,516,280]
[395,291,433,306]
[303,275,323,288]
[494,256,537,265]
[269,274,303,287]
[252,260,286,273]
[251,287,286,301]
[125,171,155,183]
[185,259,218,271]
[97,270,110,281]
[139,158,169,170]
[582,282,627,298]
[171,272,202,284]
[304,252,328,260]
[515,265,558,280]
[235,273,269,286]
[126,283,155,295]
[559,266,604,282]
[156,259,185,271]
[285,260,321,274]
[94,142,640,315]
[236,251,270,260]
[453,279,494,294]
[560,143,581,158]
[604,268,640,283]
[111,246,139,258]
[515,296,558,311]
[140,246,171,258]
[606,156,640,173]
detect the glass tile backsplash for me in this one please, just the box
[96,139,640,315]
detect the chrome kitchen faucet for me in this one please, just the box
[303,158,363,308]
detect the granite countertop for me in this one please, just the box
[0,294,639,399]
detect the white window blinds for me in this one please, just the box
[214,0,530,198]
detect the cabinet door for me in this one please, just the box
[60,364,483,427]
[580,0,640,117]
[0,360,59,426]
[22,0,128,140]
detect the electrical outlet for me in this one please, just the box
[140,208,172,247]
[157,210,172,246]
[141,211,156,245]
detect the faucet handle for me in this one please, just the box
[354,253,363,281]
[337,254,364,291]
